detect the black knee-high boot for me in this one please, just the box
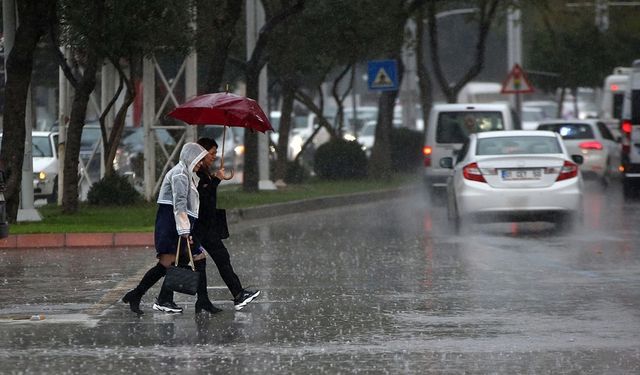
[194,259,222,314]
[122,263,166,315]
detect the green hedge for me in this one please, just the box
[314,139,367,180]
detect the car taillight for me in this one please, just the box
[462,162,486,183]
[423,146,432,167]
[622,119,632,135]
[556,160,578,181]
[579,141,603,150]
[621,120,632,155]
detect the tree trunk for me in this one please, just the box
[368,56,404,180]
[62,52,99,213]
[242,0,305,192]
[0,0,56,223]
[243,72,260,192]
[103,57,138,176]
[274,84,295,182]
[415,6,434,141]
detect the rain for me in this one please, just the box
[1,181,639,373]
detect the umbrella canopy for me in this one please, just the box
[167,92,273,133]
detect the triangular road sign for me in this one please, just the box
[372,67,394,88]
[501,64,534,94]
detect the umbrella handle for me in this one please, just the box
[222,168,235,181]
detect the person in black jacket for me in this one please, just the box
[193,137,261,311]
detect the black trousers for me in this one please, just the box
[202,237,243,298]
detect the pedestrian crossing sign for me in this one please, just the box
[368,60,398,91]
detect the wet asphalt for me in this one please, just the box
[1,181,640,374]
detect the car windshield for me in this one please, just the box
[522,109,544,122]
[361,124,376,136]
[537,123,594,139]
[32,136,53,157]
[476,136,561,155]
[437,111,505,143]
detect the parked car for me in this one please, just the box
[537,119,621,185]
[358,121,376,157]
[32,131,59,203]
[79,123,103,184]
[198,125,244,170]
[0,131,59,203]
[440,130,584,232]
[114,127,178,185]
[423,102,521,199]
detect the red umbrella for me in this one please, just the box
[167,92,273,180]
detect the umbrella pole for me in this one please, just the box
[219,125,234,180]
[220,125,226,170]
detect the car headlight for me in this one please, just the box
[234,145,245,156]
[343,133,356,141]
[37,171,46,181]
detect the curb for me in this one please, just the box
[0,186,412,249]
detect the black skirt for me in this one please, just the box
[154,204,202,257]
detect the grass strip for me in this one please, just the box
[10,174,419,234]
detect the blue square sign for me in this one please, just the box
[368,60,398,91]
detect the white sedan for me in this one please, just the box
[537,119,621,185]
[441,130,584,231]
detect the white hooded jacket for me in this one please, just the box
[157,142,208,236]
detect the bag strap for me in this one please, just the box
[175,236,196,271]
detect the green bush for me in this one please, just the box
[390,128,423,172]
[87,173,142,205]
[285,160,311,184]
[314,139,367,180]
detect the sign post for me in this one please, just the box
[501,63,534,125]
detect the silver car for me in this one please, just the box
[537,119,621,185]
[441,131,584,232]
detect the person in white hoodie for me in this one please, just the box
[123,142,209,315]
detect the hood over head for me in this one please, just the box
[180,142,208,173]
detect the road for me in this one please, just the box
[1,180,639,374]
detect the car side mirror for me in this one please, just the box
[440,157,453,169]
[571,155,584,165]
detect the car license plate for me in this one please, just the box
[501,169,542,180]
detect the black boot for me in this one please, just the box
[194,259,222,314]
[122,263,166,315]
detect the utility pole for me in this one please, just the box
[246,0,276,190]
[507,2,523,118]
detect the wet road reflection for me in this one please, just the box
[1,181,639,373]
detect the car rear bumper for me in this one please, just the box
[423,169,450,188]
[457,179,582,217]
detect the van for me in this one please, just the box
[456,82,508,103]
[600,66,631,139]
[423,103,521,198]
[620,59,640,196]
